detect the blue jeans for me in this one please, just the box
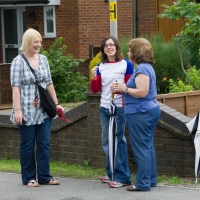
[18,118,53,185]
[126,106,160,191]
[100,106,131,184]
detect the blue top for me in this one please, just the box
[10,54,52,125]
[124,63,158,114]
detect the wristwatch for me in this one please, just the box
[124,87,128,94]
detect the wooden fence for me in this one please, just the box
[155,0,184,41]
[157,90,200,118]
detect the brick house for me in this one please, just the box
[0,0,160,64]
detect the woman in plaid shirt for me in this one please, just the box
[10,28,64,187]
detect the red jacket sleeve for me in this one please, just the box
[124,74,132,83]
[90,75,101,93]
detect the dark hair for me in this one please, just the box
[100,36,123,63]
[127,38,155,65]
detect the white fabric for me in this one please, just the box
[186,111,200,183]
[99,60,128,109]
[108,99,117,181]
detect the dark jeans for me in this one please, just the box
[18,118,53,184]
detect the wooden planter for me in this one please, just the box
[157,90,200,118]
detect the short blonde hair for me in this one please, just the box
[128,38,155,65]
[20,28,42,52]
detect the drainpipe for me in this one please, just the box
[132,0,137,38]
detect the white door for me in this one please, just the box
[1,7,26,63]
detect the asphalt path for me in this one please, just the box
[0,172,200,200]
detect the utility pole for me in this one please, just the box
[109,0,117,39]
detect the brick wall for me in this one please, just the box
[0,0,157,62]
[0,127,19,159]
[25,0,134,59]
[154,126,194,176]
[137,0,156,37]
[51,116,89,164]
[118,0,133,38]
[78,1,109,59]
[78,59,91,79]
[0,93,195,177]
[77,0,134,58]
[0,64,12,104]
[126,126,194,176]
[26,3,80,52]
[55,0,80,58]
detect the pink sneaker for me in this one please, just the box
[108,181,129,188]
[100,176,110,183]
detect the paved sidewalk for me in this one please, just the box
[0,172,200,200]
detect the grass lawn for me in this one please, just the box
[0,159,199,188]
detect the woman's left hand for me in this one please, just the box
[56,104,64,112]
[110,82,126,93]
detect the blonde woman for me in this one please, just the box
[10,28,63,187]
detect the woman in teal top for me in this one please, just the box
[110,38,160,191]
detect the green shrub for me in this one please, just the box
[168,79,194,93]
[88,52,101,78]
[186,65,200,89]
[119,37,131,60]
[148,33,191,94]
[187,42,200,69]
[168,66,200,93]
[40,37,88,102]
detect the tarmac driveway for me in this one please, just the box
[0,172,200,200]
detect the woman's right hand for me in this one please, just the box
[14,110,23,125]
[91,66,98,79]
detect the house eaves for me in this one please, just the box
[0,0,49,5]
[0,0,60,6]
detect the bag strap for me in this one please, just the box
[21,54,38,96]
[21,54,36,77]
[21,55,71,123]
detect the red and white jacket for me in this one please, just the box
[90,58,134,109]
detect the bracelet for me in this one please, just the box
[124,87,129,94]
[14,108,21,111]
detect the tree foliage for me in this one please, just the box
[158,0,200,89]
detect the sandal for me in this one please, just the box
[126,185,141,191]
[27,180,39,187]
[46,179,60,185]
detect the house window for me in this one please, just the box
[44,6,56,38]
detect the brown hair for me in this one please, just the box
[127,38,155,65]
[100,36,123,63]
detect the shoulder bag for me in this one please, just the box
[21,54,56,118]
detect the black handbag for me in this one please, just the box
[21,54,56,118]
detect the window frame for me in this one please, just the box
[43,6,56,38]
